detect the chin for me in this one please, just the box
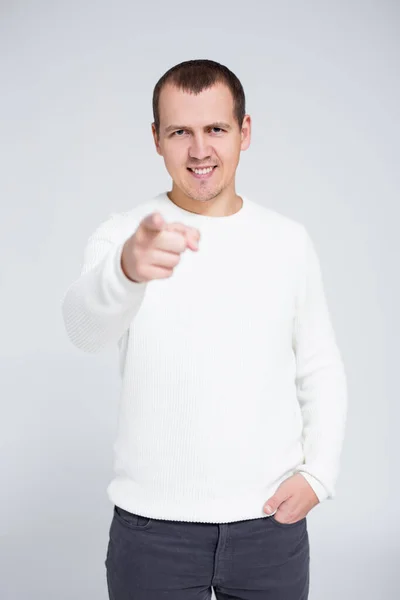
[187,185,224,203]
[191,192,218,203]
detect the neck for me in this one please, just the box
[168,186,243,217]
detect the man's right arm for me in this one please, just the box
[61,213,148,354]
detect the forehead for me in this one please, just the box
[158,82,235,127]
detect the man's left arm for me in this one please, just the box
[291,226,348,504]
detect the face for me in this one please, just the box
[152,82,251,203]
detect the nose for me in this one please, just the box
[188,133,212,161]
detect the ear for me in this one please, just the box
[151,122,162,156]
[240,114,251,151]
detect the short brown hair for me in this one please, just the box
[152,59,246,138]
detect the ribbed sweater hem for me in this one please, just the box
[106,471,296,524]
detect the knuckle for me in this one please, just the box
[177,237,187,252]
[286,511,296,522]
[171,254,180,267]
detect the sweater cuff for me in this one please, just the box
[296,470,330,503]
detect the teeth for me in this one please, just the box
[192,167,214,174]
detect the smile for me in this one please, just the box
[187,166,217,179]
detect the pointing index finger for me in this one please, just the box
[141,212,166,232]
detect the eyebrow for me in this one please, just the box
[164,121,232,134]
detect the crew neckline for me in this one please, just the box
[158,191,250,223]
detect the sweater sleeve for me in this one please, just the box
[61,213,148,353]
[292,226,348,503]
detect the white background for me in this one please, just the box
[1,1,398,598]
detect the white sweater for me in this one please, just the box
[61,191,348,524]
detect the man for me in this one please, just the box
[62,59,348,599]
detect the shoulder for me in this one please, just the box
[246,198,308,245]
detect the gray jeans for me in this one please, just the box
[105,504,310,599]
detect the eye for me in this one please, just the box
[172,127,225,137]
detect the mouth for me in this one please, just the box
[187,166,218,179]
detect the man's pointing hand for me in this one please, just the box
[121,212,201,283]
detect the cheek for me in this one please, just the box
[165,148,186,170]
[221,143,240,163]
[222,152,239,172]
[162,153,179,173]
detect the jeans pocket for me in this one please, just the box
[113,505,152,530]
[269,514,307,529]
